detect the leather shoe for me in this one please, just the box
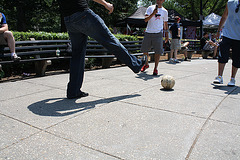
[67,91,89,99]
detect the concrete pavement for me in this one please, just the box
[0,59,240,160]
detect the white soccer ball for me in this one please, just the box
[161,75,175,90]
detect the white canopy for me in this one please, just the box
[203,13,222,28]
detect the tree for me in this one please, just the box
[138,0,227,20]
[0,0,61,32]
[45,0,139,30]
[88,0,139,27]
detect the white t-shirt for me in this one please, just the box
[222,0,240,40]
[145,5,168,33]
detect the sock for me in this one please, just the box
[11,53,16,57]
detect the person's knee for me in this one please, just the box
[3,31,14,39]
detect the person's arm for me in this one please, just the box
[144,6,158,22]
[217,4,228,38]
[178,28,181,38]
[0,24,8,33]
[164,21,169,42]
[93,0,114,14]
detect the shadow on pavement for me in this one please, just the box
[28,94,141,117]
[136,72,163,81]
[212,84,240,95]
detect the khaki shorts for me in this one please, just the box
[170,39,181,50]
[141,32,163,54]
[0,33,7,45]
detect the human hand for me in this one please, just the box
[153,8,158,15]
[105,2,114,14]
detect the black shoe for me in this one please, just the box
[67,91,89,99]
[184,57,188,61]
[213,56,218,59]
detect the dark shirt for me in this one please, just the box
[57,0,89,17]
[169,23,180,39]
[200,37,208,49]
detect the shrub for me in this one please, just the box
[12,31,139,41]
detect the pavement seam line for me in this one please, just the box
[209,118,240,127]
[0,109,121,160]
[185,86,238,160]
[118,100,207,120]
[43,130,124,160]
[22,80,66,90]
[0,88,54,102]
[0,113,43,151]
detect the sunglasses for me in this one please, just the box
[236,3,240,13]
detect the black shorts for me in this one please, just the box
[218,36,240,68]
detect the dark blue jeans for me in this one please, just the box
[64,9,143,98]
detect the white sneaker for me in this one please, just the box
[227,78,235,87]
[169,58,175,63]
[213,76,223,84]
[174,59,181,63]
[11,53,21,61]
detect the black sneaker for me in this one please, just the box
[67,91,89,99]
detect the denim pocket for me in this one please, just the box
[71,12,88,24]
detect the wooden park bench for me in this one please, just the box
[0,39,154,77]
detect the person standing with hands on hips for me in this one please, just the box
[140,0,169,75]
[213,0,240,86]
[57,0,146,99]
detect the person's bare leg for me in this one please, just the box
[154,54,160,69]
[184,50,187,59]
[4,31,15,53]
[170,49,174,60]
[143,52,149,65]
[218,63,226,76]
[231,65,238,78]
[174,49,178,60]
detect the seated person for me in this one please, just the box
[181,41,190,61]
[200,32,218,59]
[0,12,20,61]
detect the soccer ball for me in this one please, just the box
[161,75,175,90]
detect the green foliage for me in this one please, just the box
[0,0,60,32]
[0,0,139,32]
[88,0,139,27]
[12,31,139,41]
[13,32,69,41]
[114,34,139,41]
[44,0,55,7]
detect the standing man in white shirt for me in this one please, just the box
[140,0,169,75]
